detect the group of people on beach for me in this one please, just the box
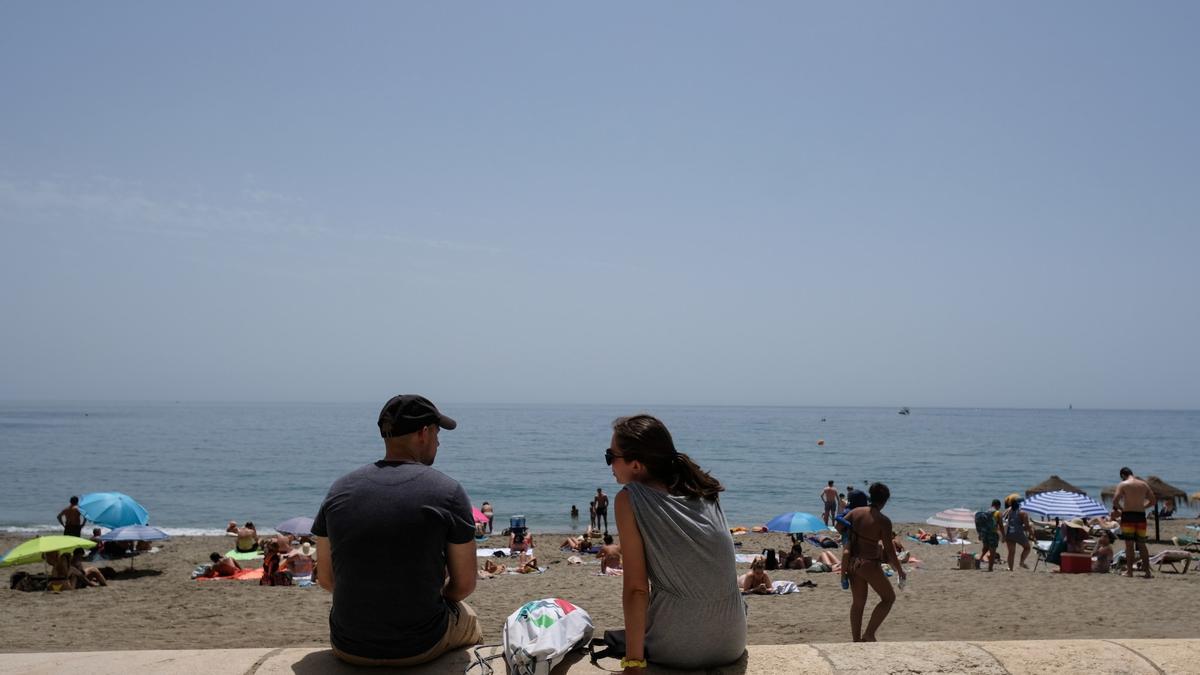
[14,496,152,592]
[970,468,1160,577]
[302,394,910,673]
[194,520,316,585]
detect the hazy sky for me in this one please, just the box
[2,2,1197,408]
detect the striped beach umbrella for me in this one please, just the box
[1020,490,1108,519]
[925,508,977,530]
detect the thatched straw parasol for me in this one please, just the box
[1191,491,1200,507]
[1026,475,1087,497]
[1145,476,1188,503]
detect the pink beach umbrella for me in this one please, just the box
[472,507,489,524]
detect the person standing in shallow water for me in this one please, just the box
[595,487,610,533]
[843,482,906,642]
[607,414,746,673]
[57,496,86,537]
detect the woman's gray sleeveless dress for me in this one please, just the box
[623,482,747,669]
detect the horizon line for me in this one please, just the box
[1,399,1197,413]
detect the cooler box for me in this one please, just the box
[509,515,526,531]
[1060,552,1091,573]
[957,553,976,570]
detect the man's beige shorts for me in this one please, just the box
[332,600,482,667]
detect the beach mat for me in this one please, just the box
[225,549,264,561]
[907,535,971,546]
[196,568,263,582]
[734,553,758,563]
[476,547,534,558]
[506,566,548,575]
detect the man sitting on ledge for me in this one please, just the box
[313,394,479,666]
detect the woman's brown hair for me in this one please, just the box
[611,414,723,500]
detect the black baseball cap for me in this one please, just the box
[378,395,457,438]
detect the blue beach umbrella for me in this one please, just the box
[764,511,831,534]
[99,525,170,542]
[78,492,150,528]
[1020,490,1108,520]
[275,516,314,537]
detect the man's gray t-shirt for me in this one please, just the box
[312,460,475,659]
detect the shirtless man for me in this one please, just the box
[203,551,242,577]
[597,534,622,573]
[844,482,906,642]
[594,488,610,533]
[58,496,87,537]
[821,481,839,526]
[226,520,259,553]
[1111,467,1156,578]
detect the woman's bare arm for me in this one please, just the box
[616,490,649,667]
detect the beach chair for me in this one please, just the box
[1032,528,1065,572]
[1150,550,1192,574]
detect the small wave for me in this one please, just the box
[0,524,59,534]
[158,527,243,537]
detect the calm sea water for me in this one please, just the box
[1,402,1197,534]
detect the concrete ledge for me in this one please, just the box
[3,640,1199,674]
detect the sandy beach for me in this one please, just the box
[3,518,1198,654]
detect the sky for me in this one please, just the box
[1,2,1198,409]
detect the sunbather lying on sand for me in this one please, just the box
[201,552,242,578]
[514,557,540,574]
[478,559,507,578]
[739,556,773,594]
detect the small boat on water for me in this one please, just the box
[898,407,911,416]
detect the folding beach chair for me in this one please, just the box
[1150,550,1192,574]
[1032,528,1065,572]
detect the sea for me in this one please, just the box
[1,402,1197,535]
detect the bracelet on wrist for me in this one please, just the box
[620,657,648,669]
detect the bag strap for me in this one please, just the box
[463,643,505,675]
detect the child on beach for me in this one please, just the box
[1093,532,1114,573]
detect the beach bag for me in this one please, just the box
[502,598,593,675]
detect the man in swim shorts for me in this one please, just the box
[594,487,609,533]
[821,480,839,526]
[1111,466,1155,578]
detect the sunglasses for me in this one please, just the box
[604,448,624,466]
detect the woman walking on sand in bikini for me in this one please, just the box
[843,482,906,642]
